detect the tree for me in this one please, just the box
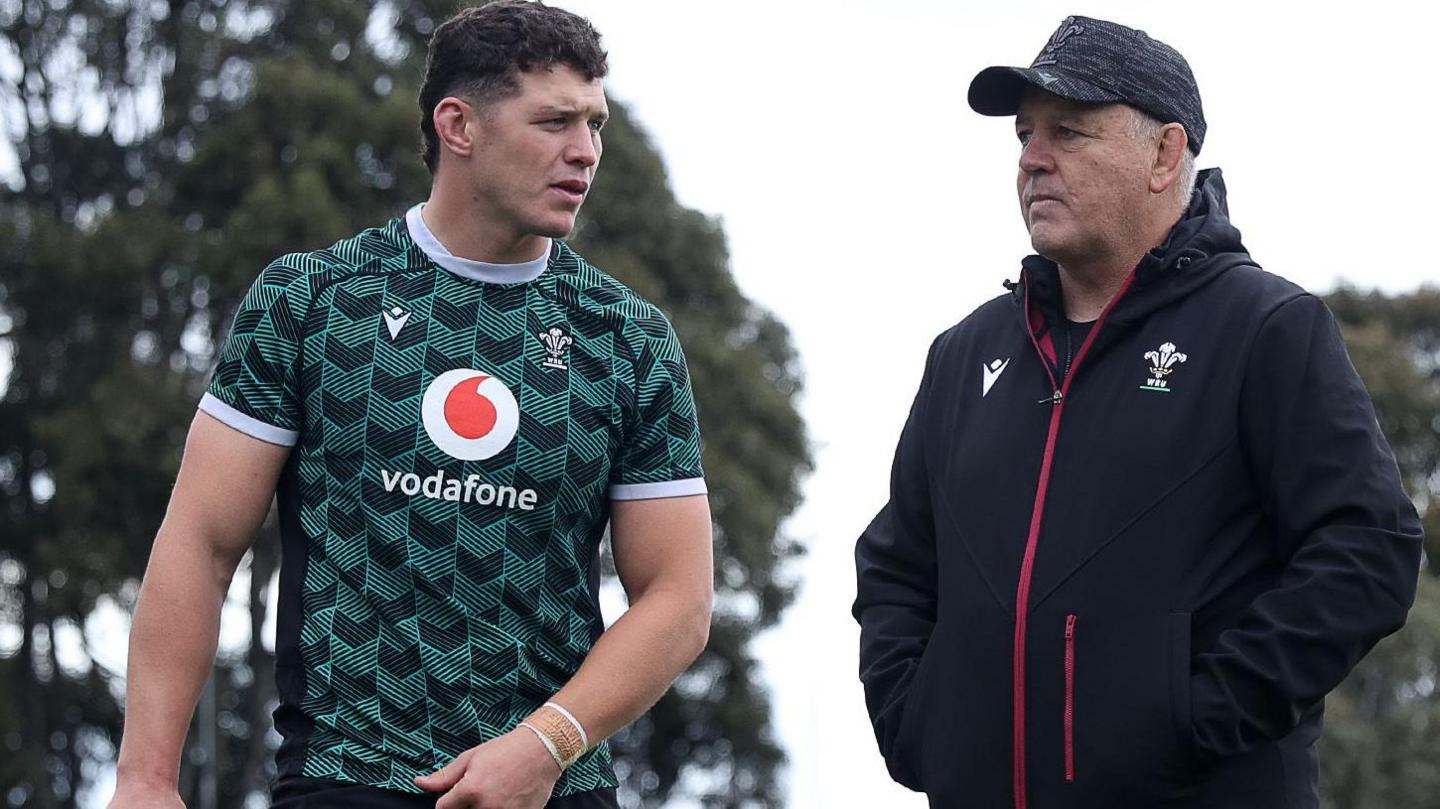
[0,2,809,807]
[1319,288,1440,809]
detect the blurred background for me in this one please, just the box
[1,1,1436,808]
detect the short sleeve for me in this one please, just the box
[609,314,706,500]
[199,260,312,446]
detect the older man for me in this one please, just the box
[853,16,1422,809]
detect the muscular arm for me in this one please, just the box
[549,493,714,739]
[417,494,714,809]
[109,412,290,804]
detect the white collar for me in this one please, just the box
[405,204,550,285]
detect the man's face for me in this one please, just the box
[463,64,608,241]
[1014,88,1155,265]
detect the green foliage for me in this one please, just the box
[0,2,808,807]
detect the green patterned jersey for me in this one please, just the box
[200,206,706,796]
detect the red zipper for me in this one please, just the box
[1064,613,1077,783]
[1011,272,1135,809]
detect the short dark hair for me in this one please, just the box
[418,1,608,174]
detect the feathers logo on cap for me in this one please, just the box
[1034,17,1085,66]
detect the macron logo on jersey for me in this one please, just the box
[382,305,412,340]
[380,368,538,511]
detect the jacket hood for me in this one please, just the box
[1014,168,1259,326]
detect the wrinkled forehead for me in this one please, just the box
[1015,87,1129,124]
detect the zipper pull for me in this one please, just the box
[1038,389,1064,405]
[1065,614,1077,639]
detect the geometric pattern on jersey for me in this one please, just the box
[202,214,706,796]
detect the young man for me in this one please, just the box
[853,16,1423,809]
[108,4,713,808]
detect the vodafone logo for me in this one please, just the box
[384,368,536,511]
[421,369,519,461]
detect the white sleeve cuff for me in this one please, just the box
[608,477,707,501]
[198,393,299,447]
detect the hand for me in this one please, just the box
[415,729,562,809]
[107,779,186,809]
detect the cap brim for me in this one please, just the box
[967,66,1125,116]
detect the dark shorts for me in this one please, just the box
[270,777,620,809]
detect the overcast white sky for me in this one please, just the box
[556,2,1439,807]
[27,2,1438,807]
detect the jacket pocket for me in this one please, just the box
[1065,611,1196,802]
[1064,613,1077,783]
[1169,611,1194,762]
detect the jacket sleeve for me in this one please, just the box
[852,336,942,790]
[1191,293,1424,759]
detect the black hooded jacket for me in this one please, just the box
[853,169,1423,809]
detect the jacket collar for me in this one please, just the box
[1011,168,1259,327]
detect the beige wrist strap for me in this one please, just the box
[543,701,590,750]
[520,702,588,769]
[517,721,561,769]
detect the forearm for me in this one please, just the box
[547,586,709,745]
[1192,524,1420,756]
[853,374,938,700]
[854,499,937,709]
[113,519,243,788]
[1196,294,1427,756]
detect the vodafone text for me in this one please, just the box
[379,469,538,511]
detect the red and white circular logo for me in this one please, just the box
[421,369,520,461]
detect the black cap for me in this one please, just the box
[968,16,1206,155]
